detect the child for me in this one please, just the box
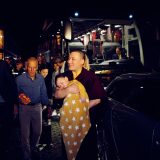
[56,74,91,160]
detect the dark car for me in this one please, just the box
[98,72,160,160]
[90,58,146,88]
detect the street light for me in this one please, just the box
[74,12,79,17]
[129,14,133,19]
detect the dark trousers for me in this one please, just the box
[61,126,98,160]
[76,102,107,160]
[0,102,13,160]
[76,125,98,160]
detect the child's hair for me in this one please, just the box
[55,73,66,86]
[39,63,49,72]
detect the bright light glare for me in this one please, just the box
[74,12,79,17]
[129,14,133,19]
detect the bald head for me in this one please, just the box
[26,57,38,79]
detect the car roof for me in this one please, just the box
[114,72,160,81]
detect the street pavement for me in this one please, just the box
[7,115,64,160]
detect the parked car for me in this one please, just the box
[97,72,160,160]
[90,58,146,88]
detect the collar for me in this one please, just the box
[26,72,37,80]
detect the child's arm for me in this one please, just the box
[55,83,79,99]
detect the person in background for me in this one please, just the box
[0,59,18,159]
[55,50,107,160]
[51,56,69,111]
[5,56,15,73]
[37,53,53,93]
[112,46,127,60]
[39,63,53,123]
[37,53,47,72]
[13,60,25,77]
[39,63,53,101]
[54,56,68,73]
[55,74,91,160]
[16,57,49,160]
[52,61,60,94]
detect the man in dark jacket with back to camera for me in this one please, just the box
[0,58,18,160]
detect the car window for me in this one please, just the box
[107,79,160,120]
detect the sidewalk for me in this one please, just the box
[8,115,63,160]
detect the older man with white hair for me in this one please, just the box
[16,57,49,160]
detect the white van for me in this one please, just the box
[64,18,144,65]
[68,41,85,53]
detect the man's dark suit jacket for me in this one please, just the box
[0,60,18,104]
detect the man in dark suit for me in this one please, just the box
[0,59,18,159]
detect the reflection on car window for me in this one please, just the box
[107,79,160,120]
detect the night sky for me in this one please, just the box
[0,0,159,59]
